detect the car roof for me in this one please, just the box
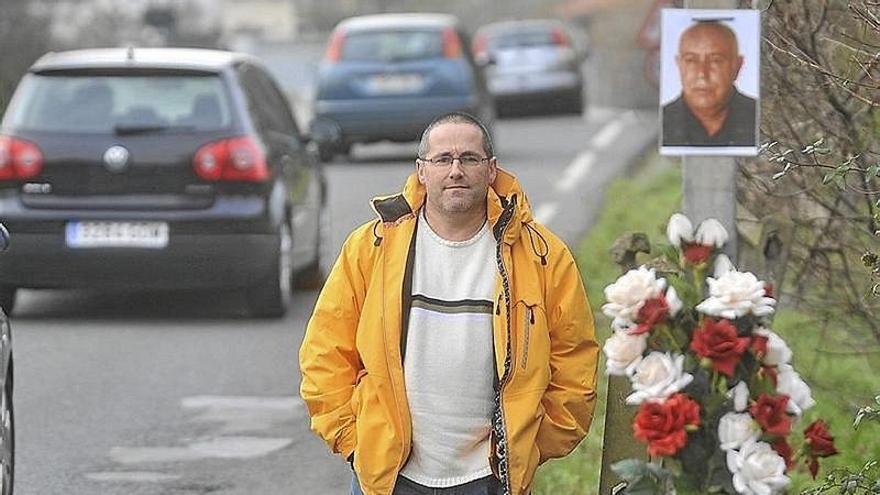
[29,48,259,73]
[336,13,460,32]
[477,19,566,35]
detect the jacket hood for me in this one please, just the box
[370,167,534,244]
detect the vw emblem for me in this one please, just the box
[103,145,130,172]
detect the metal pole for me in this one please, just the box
[682,0,739,263]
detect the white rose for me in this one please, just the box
[603,331,647,376]
[714,253,736,278]
[727,381,751,412]
[602,267,667,321]
[612,316,636,333]
[695,218,729,248]
[626,352,694,405]
[755,328,792,366]
[776,363,816,416]
[718,412,761,451]
[696,271,776,319]
[666,213,694,247]
[726,439,791,495]
[666,286,683,317]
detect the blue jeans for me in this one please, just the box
[351,473,500,495]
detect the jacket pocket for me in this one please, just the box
[512,300,550,387]
[521,304,535,371]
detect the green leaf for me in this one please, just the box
[867,164,880,178]
[610,459,649,481]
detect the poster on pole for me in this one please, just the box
[659,9,760,156]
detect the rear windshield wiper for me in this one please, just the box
[114,124,196,136]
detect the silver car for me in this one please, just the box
[473,19,588,116]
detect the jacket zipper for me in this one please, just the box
[493,198,516,495]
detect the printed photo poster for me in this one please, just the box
[659,9,760,156]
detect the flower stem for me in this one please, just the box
[661,324,684,353]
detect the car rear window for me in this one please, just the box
[341,30,444,62]
[5,73,233,133]
[490,29,559,49]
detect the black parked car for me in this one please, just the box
[0,48,326,317]
[0,224,13,495]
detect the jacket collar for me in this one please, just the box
[370,167,532,244]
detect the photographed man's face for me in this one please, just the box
[676,23,744,116]
[417,122,496,216]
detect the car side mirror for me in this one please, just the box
[0,224,9,252]
[308,118,342,149]
[475,53,496,67]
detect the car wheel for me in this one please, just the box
[247,222,292,318]
[0,362,12,495]
[566,89,585,115]
[317,145,334,163]
[0,290,14,318]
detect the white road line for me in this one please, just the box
[557,151,596,193]
[85,472,180,483]
[109,437,294,464]
[591,116,628,149]
[534,203,559,224]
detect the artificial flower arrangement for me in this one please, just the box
[602,213,839,494]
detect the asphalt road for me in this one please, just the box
[10,109,656,495]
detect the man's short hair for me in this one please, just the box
[417,112,494,159]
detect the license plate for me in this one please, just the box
[65,221,169,249]
[366,74,425,94]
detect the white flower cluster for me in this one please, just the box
[625,352,693,405]
[715,327,816,495]
[726,439,791,495]
[601,267,666,322]
[718,382,790,495]
[666,213,730,248]
[601,266,682,377]
[697,270,777,320]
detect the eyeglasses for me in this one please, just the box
[418,154,492,167]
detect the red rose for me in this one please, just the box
[804,420,838,458]
[632,294,669,335]
[804,420,838,479]
[770,437,794,469]
[751,335,769,358]
[749,394,792,437]
[682,242,712,264]
[633,394,701,457]
[690,318,750,377]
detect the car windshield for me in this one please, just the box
[490,29,559,50]
[342,30,444,62]
[5,73,232,133]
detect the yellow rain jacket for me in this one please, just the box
[299,168,598,495]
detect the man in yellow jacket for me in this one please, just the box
[300,112,599,495]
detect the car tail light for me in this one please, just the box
[0,135,43,180]
[325,29,346,63]
[551,28,571,47]
[472,34,488,59]
[443,28,463,59]
[193,136,269,182]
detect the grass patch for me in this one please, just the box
[533,153,682,494]
[532,152,880,493]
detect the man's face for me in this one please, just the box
[417,122,497,217]
[676,24,743,114]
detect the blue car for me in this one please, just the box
[311,13,495,161]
